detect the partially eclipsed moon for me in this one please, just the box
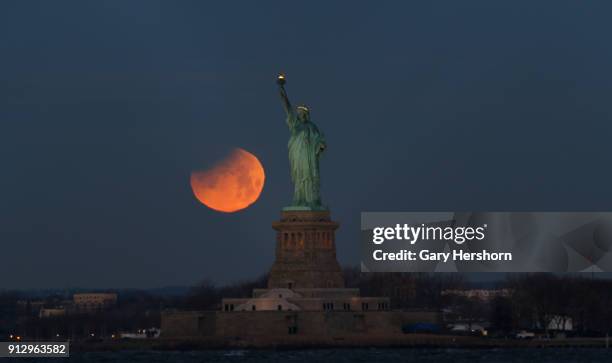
[190,148,265,213]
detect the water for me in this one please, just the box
[3,348,610,363]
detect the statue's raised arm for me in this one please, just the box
[277,74,296,129]
[278,84,291,115]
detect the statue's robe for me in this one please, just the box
[287,113,326,207]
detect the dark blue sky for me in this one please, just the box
[2,1,612,288]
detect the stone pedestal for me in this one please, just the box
[268,210,345,289]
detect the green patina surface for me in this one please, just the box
[278,77,327,210]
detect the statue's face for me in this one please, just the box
[297,108,310,122]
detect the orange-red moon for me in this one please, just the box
[190,148,265,213]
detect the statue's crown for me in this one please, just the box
[297,105,309,112]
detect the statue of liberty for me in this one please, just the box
[277,74,326,210]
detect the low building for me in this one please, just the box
[73,293,117,312]
[39,308,66,319]
[222,288,389,313]
[541,315,573,332]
